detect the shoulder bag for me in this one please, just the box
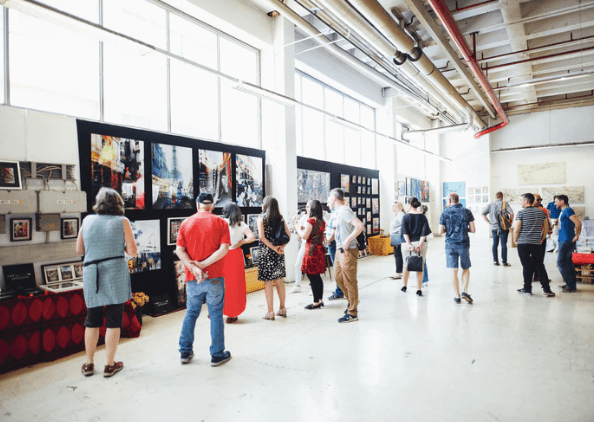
[391,232,404,246]
[273,219,290,245]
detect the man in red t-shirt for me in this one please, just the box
[176,192,232,367]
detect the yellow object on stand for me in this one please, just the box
[368,235,393,256]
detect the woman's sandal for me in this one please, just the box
[276,308,287,318]
[263,312,275,320]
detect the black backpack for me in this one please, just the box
[356,230,367,251]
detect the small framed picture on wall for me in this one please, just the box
[167,217,187,245]
[10,218,32,242]
[0,160,22,190]
[61,218,80,239]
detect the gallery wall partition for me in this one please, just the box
[297,157,380,236]
[77,120,266,312]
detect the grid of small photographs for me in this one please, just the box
[41,261,84,286]
[344,174,380,236]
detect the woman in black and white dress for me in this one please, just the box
[257,196,291,320]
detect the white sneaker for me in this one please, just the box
[289,286,301,293]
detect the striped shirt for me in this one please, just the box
[515,207,546,245]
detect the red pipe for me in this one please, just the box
[426,0,509,139]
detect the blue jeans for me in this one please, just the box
[557,241,577,290]
[328,241,343,297]
[179,278,226,358]
[492,229,509,264]
[422,261,428,283]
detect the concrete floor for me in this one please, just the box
[2,236,594,422]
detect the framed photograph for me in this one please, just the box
[358,176,361,184]
[372,179,379,195]
[468,195,475,204]
[236,154,264,207]
[362,218,366,225]
[341,174,350,193]
[372,198,379,214]
[351,197,356,208]
[0,160,22,190]
[482,186,488,194]
[247,214,260,239]
[60,218,80,239]
[352,175,356,183]
[362,177,366,185]
[167,217,187,246]
[475,195,481,203]
[467,187,473,195]
[128,220,161,274]
[367,224,372,235]
[474,187,481,195]
[366,198,371,208]
[297,169,331,204]
[152,143,194,209]
[367,211,371,221]
[60,265,74,281]
[10,218,32,241]
[482,195,489,203]
[44,266,60,283]
[373,218,380,233]
[250,247,261,264]
[199,150,233,208]
[73,263,83,278]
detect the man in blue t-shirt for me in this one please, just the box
[554,194,582,292]
[439,193,476,304]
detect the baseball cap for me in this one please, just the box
[197,192,214,204]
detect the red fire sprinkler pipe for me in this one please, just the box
[426,0,509,139]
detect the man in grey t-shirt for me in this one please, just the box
[482,192,514,266]
[327,188,364,323]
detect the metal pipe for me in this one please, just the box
[478,34,594,64]
[483,45,594,72]
[426,0,509,139]
[503,90,594,110]
[451,0,498,13]
[403,113,473,139]
[345,0,485,128]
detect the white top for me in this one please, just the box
[225,219,248,250]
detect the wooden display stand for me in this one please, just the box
[245,267,266,293]
[576,264,594,284]
[368,235,393,256]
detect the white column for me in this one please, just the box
[260,15,299,281]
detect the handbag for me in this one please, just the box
[391,232,404,246]
[273,219,290,245]
[406,251,423,272]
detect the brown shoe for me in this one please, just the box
[226,317,238,323]
[81,363,94,377]
[103,361,124,378]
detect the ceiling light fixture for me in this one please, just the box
[233,81,297,107]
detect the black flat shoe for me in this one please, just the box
[416,290,422,296]
[304,303,323,310]
[401,286,407,293]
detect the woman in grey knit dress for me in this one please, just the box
[76,188,137,378]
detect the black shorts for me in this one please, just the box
[85,303,126,328]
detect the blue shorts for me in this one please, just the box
[445,245,471,269]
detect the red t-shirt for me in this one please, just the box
[176,212,231,281]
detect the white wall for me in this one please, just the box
[490,106,594,218]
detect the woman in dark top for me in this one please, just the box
[401,197,432,296]
[295,200,326,309]
[257,196,291,320]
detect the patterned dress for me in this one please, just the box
[301,218,326,275]
[257,217,287,281]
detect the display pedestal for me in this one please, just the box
[368,236,393,256]
[245,267,266,293]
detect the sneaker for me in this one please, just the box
[289,286,301,293]
[502,263,511,267]
[461,292,473,304]
[180,351,195,364]
[211,351,232,367]
[560,286,577,293]
[327,293,345,300]
[517,288,532,294]
[493,262,500,266]
[543,290,556,297]
[338,314,358,323]
[454,297,461,304]
[81,363,94,377]
[103,361,123,378]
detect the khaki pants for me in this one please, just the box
[335,247,359,316]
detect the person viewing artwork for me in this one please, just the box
[554,194,582,293]
[400,197,431,297]
[290,201,311,294]
[257,196,291,320]
[222,203,256,323]
[176,192,233,367]
[482,192,514,266]
[389,201,406,280]
[76,188,138,378]
[295,200,327,310]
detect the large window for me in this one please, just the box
[296,71,376,167]
[1,10,5,104]
[2,0,260,146]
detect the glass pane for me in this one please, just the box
[325,119,343,163]
[0,12,4,104]
[103,44,167,131]
[9,10,99,118]
[220,79,259,147]
[170,14,217,68]
[344,97,359,123]
[220,37,257,83]
[325,88,342,117]
[361,105,374,130]
[37,0,98,22]
[302,77,323,108]
[360,131,375,169]
[170,60,219,140]
[344,128,360,166]
[301,108,324,159]
[295,73,301,101]
[103,0,166,49]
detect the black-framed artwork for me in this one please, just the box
[152,143,194,209]
[0,160,22,190]
[10,218,32,241]
[167,217,187,246]
[61,217,80,239]
[250,246,260,264]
